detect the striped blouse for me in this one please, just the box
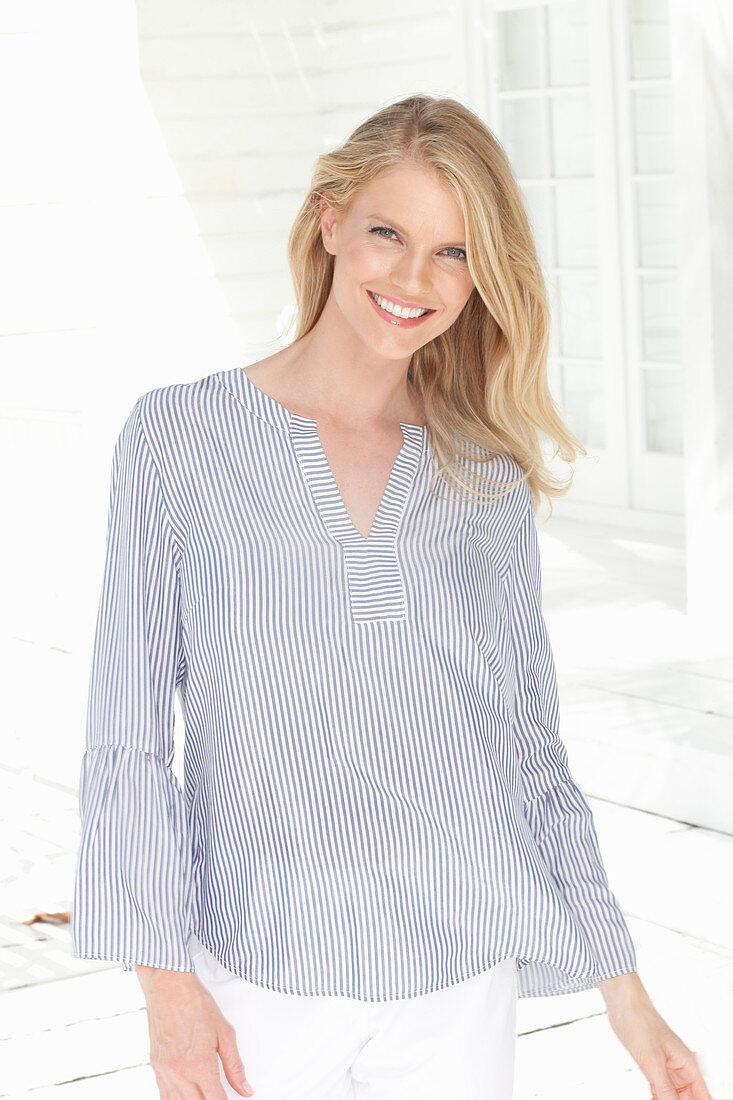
[70,365,638,1002]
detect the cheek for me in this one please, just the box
[436,275,466,310]
[449,275,475,313]
[339,240,386,279]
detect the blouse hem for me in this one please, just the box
[190,930,637,1003]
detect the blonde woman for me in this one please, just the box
[71,95,711,1100]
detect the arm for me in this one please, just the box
[505,481,714,1099]
[70,397,195,974]
[505,479,638,983]
[70,398,255,1096]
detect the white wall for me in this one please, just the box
[0,0,472,788]
[672,0,733,630]
[3,0,731,788]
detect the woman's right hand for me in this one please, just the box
[137,966,255,1098]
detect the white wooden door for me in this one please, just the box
[480,0,684,515]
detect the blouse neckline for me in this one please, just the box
[226,365,427,435]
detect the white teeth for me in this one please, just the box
[371,292,429,319]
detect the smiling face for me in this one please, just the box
[320,163,476,359]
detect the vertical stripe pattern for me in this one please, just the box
[70,367,638,1002]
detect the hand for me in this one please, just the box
[137,966,255,1098]
[606,994,712,1100]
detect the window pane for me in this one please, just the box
[632,89,675,173]
[629,0,670,81]
[498,7,543,90]
[643,367,683,454]
[636,179,677,267]
[555,181,598,266]
[501,98,545,179]
[551,92,594,177]
[548,0,590,87]
[640,274,679,362]
[562,361,606,449]
[557,272,602,358]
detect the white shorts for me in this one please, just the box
[189,933,518,1100]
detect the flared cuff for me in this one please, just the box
[524,778,638,979]
[71,743,196,973]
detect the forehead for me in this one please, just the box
[352,167,465,232]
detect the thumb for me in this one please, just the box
[218,1022,254,1096]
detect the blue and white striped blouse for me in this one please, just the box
[70,365,638,1002]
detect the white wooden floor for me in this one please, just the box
[1,512,731,1099]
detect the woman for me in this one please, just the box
[71,95,712,1100]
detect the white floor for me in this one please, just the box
[1,512,731,1099]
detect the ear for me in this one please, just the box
[319,192,338,256]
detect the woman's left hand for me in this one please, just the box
[606,995,713,1099]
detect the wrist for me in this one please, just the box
[596,971,649,1014]
[135,963,198,987]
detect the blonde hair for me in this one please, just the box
[280,94,586,517]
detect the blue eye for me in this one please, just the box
[368,226,466,261]
[370,226,398,241]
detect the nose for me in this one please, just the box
[390,251,434,305]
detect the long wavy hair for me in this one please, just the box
[278,94,586,517]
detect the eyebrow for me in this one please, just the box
[365,213,466,250]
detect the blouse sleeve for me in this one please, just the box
[505,480,638,982]
[70,397,196,973]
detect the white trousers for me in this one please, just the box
[189,934,518,1100]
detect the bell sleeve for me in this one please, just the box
[70,397,196,973]
[505,479,638,982]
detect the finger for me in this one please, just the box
[680,1053,715,1100]
[667,1049,714,1100]
[164,1068,211,1100]
[183,1060,227,1100]
[648,1074,679,1100]
[176,1083,203,1100]
[152,1063,192,1100]
[151,1069,175,1100]
[183,1080,210,1100]
[217,1020,254,1096]
[161,1086,189,1100]
[690,1071,715,1100]
[199,1068,243,1100]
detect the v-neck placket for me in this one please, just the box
[214,367,426,624]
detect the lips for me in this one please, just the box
[366,289,436,328]
[369,290,433,314]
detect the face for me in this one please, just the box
[320,163,476,358]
